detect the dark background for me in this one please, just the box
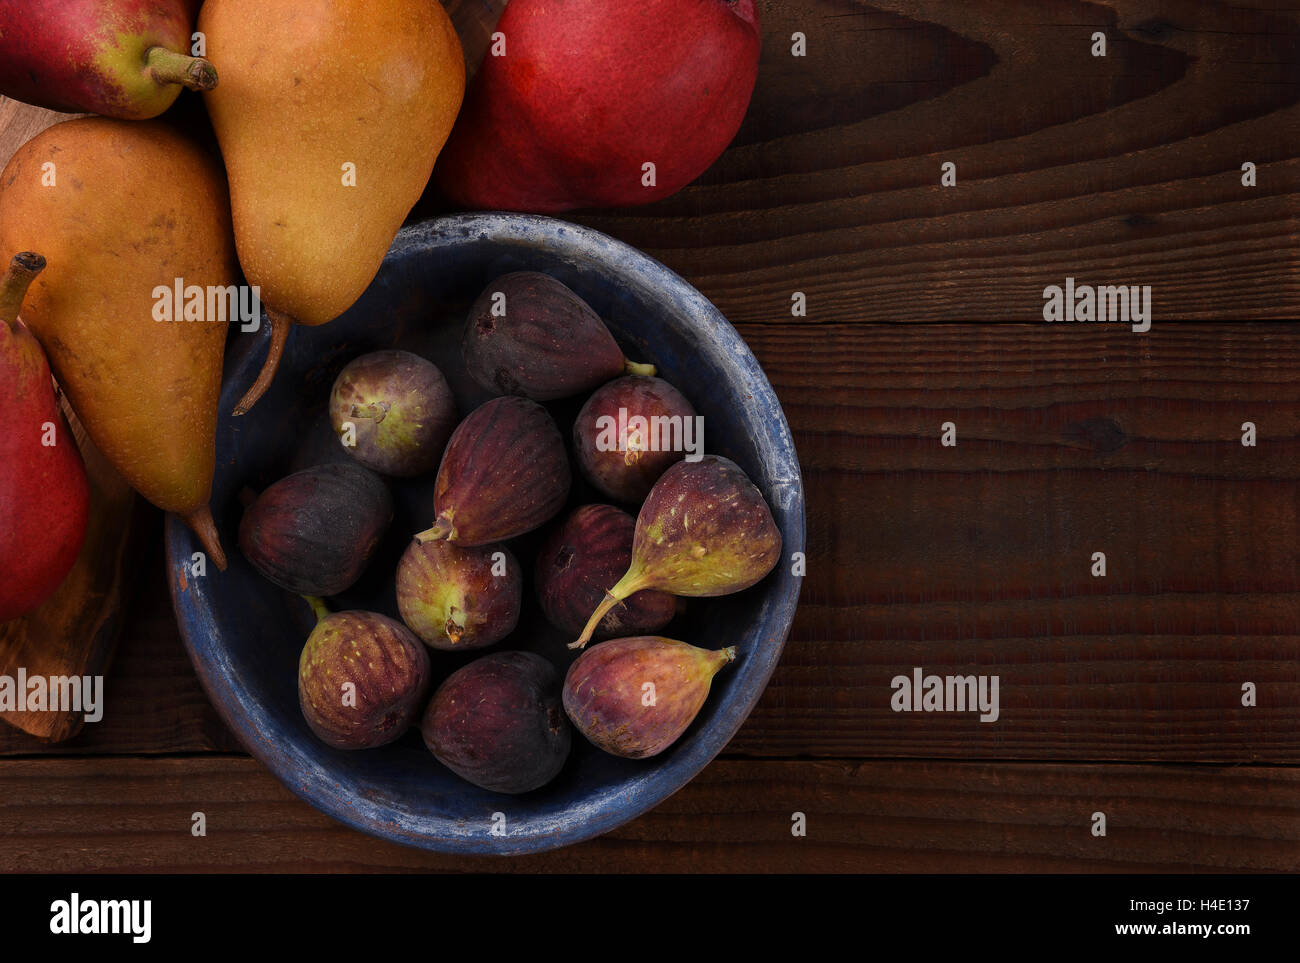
[0,0,1297,871]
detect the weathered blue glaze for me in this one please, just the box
[165,213,805,855]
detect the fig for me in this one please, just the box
[422,651,571,794]
[239,463,392,597]
[572,455,780,648]
[462,271,654,400]
[536,504,675,641]
[415,396,571,546]
[396,538,521,650]
[563,636,735,759]
[573,376,699,503]
[298,599,432,750]
[329,349,457,477]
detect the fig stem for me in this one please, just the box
[569,589,627,650]
[302,595,331,623]
[0,252,46,327]
[414,516,453,544]
[233,307,294,416]
[624,359,656,378]
[145,46,218,91]
[350,402,389,424]
[181,504,227,571]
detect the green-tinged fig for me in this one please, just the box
[239,463,392,596]
[462,272,654,400]
[329,350,457,477]
[571,455,780,648]
[563,636,735,759]
[573,375,699,503]
[396,538,521,650]
[536,504,674,641]
[422,651,570,794]
[298,598,431,750]
[415,396,570,546]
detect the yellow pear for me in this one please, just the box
[0,118,239,568]
[200,0,466,414]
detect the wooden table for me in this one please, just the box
[1,0,1298,872]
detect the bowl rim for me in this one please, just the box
[166,211,806,855]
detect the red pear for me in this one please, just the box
[0,253,90,622]
[0,0,216,119]
[435,0,761,212]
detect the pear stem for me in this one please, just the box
[145,46,218,91]
[182,504,227,571]
[302,595,331,624]
[570,589,627,650]
[0,252,45,327]
[233,307,293,416]
[624,359,656,378]
[350,402,389,424]
[414,517,453,544]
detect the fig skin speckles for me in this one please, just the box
[397,538,521,651]
[422,651,571,794]
[536,504,674,641]
[298,609,431,750]
[573,375,697,504]
[462,271,654,401]
[571,455,781,648]
[415,395,571,546]
[563,636,735,759]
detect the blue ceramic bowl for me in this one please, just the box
[166,213,804,854]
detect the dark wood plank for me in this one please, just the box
[571,0,1300,322]
[0,756,1293,872]
[2,324,1297,763]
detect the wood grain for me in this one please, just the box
[0,756,1292,872]
[1,324,1296,762]
[569,0,1300,322]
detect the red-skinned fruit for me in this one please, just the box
[563,636,735,759]
[329,350,457,477]
[573,376,698,503]
[536,505,675,642]
[396,539,521,651]
[298,598,431,750]
[462,272,654,400]
[0,253,90,622]
[422,651,571,794]
[571,456,780,648]
[0,0,216,119]
[435,0,761,212]
[415,396,570,547]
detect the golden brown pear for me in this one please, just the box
[200,0,466,414]
[0,118,238,568]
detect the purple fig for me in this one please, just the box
[572,455,780,648]
[422,651,571,794]
[298,599,432,750]
[329,349,457,477]
[462,271,654,400]
[239,463,392,597]
[573,376,699,503]
[563,636,735,759]
[536,504,675,641]
[415,396,571,546]
[396,539,521,650]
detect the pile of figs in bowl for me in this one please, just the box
[166,213,804,854]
